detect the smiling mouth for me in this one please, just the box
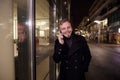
[64,33,71,37]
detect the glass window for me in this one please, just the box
[13,0,35,80]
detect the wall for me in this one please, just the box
[0,0,15,80]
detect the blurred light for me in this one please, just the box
[36,21,46,26]
[94,20,101,24]
[82,34,85,37]
[64,1,67,5]
[39,30,45,37]
[56,20,58,23]
[52,28,56,33]
[53,5,56,11]
[87,18,89,21]
[75,28,78,30]
[13,19,17,40]
[25,20,32,26]
[118,28,120,33]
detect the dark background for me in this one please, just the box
[70,0,95,27]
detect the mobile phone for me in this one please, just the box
[58,31,64,44]
[59,31,63,37]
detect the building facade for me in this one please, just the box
[86,0,120,44]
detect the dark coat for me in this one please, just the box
[53,33,92,80]
[16,40,29,80]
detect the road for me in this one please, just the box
[86,44,120,80]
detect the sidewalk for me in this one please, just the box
[88,42,120,47]
[97,43,120,47]
[36,44,54,80]
[89,43,120,53]
[36,57,49,80]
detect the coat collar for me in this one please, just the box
[67,33,82,57]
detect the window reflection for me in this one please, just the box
[13,0,35,79]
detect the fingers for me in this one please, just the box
[57,31,64,45]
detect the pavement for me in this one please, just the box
[96,43,120,47]
[36,56,49,80]
[36,44,54,80]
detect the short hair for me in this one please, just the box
[59,18,71,27]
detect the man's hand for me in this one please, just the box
[57,32,64,45]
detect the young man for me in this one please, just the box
[53,19,92,80]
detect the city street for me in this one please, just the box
[86,44,120,80]
[36,43,120,80]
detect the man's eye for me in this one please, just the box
[61,28,65,30]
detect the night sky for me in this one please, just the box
[70,0,95,27]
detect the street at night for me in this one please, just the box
[1,0,120,80]
[86,44,120,80]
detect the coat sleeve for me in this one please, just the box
[53,39,64,63]
[82,37,92,72]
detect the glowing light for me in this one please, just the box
[25,20,32,26]
[36,21,46,26]
[94,20,101,24]
[118,28,120,33]
[52,28,56,33]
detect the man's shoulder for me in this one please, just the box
[73,34,86,43]
[74,34,85,39]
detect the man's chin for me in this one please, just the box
[64,34,71,38]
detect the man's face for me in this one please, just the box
[59,21,73,38]
[18,24,26,42]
